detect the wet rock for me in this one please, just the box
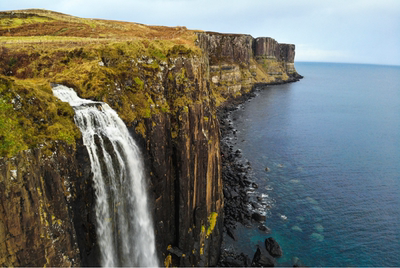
[252,212,267,222]
[223,187,231,199]
[265,237,283,257]
[258,225,271,233]
[220,252,251,267]
[251,247,275,267]
[235,149,242,157]
[226,227,237,241]
[243,179,253,186]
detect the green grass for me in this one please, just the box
[0,15,53,29]
[0,97,27,156]
[0,76,80,157]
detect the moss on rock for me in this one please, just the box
[0,76,80,157]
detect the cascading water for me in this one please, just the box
[52,85,158,267]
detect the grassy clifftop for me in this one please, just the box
[0,9,205,157]
[0,9,198,42]
[0,9,297,158]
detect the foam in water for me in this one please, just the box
[52,85,158,267]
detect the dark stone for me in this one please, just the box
[223,187,231,199]
[251,247,275,267]
[252,212,266,222]
[226,227,237,241]
[258,225,271,233]
[220,253,251,267]
[265,237,283,257]
[230,190,239,199]
[224,256,243,267]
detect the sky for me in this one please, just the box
[1,0,399,66]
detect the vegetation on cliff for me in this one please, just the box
[0,75,79,157]
[0,9,301,158]
[0,9,204,156]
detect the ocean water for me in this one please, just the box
[230,62,400,266]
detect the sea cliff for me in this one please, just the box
[0,9,301,266]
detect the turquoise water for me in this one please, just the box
[231,62,400,266]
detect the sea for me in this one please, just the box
[228,62,400,267]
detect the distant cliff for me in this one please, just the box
[0,9,301,267]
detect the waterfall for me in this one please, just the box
[52,85,158,267]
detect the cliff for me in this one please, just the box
[0,9,301,267]
[0,143,82,266]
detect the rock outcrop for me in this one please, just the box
[254,37,297,75]
[197,32,302,105]
[136,55,224,266]
[252,247,275,267]
[265,237,283,258]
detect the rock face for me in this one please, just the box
[0,28,300,266]
[253,37,295,63]
[0,143,86,266]
[138,55,224,266]
[197,32,253,66]
[253,37,280,60]
[253,37,300,79]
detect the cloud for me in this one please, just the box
[296,44,352,63]
[1,0,399,65]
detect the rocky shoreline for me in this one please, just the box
[217,79,303,267]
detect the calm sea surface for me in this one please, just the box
[230,62,400,266]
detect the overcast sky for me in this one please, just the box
[1,0,399,65]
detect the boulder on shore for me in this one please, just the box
[251,247,275,267]
[265,237,283,257]
[258,225,271,233]
[252,212,267,222]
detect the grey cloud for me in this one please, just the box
[1,0,399,65]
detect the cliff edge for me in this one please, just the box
[0,9,301,267]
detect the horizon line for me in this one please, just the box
[295,61,400,67]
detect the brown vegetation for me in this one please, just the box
[0,9,205,157]
[0,9,199,47]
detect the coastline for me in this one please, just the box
[217,78,303,266]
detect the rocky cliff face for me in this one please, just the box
[197,32,301,104]
[134,55,224,266]
[0,142,84,266]
[197,32,253,66]
[0,11,301,267]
